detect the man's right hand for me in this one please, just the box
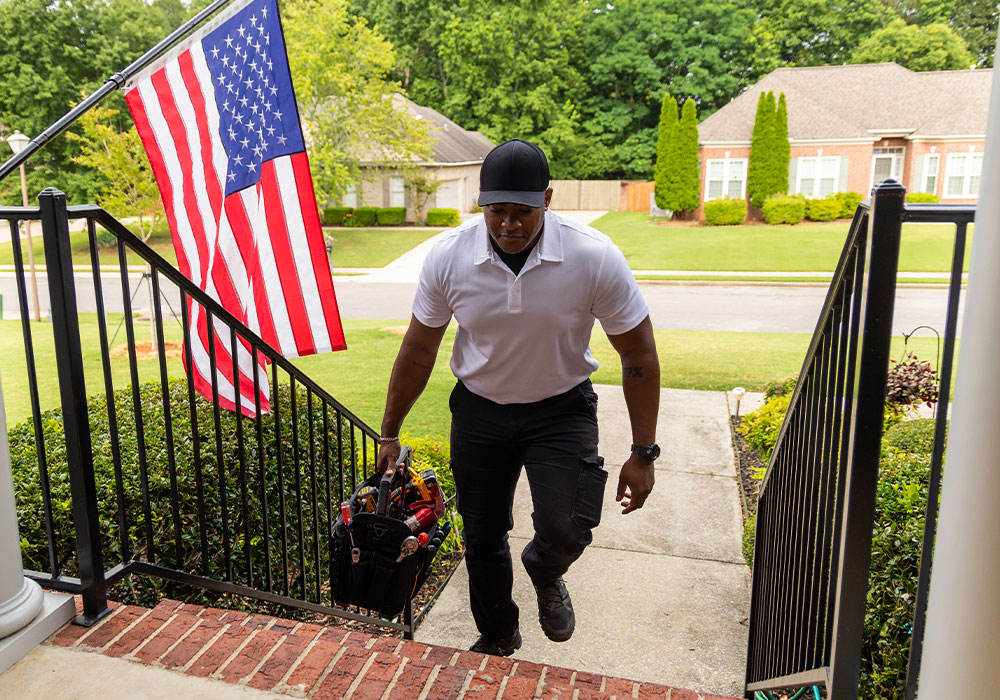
[376,441,402,475]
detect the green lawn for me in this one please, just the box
[0,227,178,268]
[325,227,442,268]
[2,317,949,440]
[591,212,972,273]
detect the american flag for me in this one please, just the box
[124,0,345,415]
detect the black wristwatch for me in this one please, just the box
[631,443,660,461]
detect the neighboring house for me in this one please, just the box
[342,96,495,219]
[697,63,990,218]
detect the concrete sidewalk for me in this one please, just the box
[415,385,751,698]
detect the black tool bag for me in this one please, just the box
[330,465,439,618]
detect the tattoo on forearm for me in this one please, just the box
[624,366,643,378]
[412,360,434,371]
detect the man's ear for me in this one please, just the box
[544,187,553,209]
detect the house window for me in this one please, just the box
[871,147,904,188]
[390,177,405,207]
[797,156,840,197]
[705,158,747,200]
[922,154,939,194]
[944,153,983,198]
[342,184,358,208]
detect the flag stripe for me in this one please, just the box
[260,163,314,355]
[291,153,345,351]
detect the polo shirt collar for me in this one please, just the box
[474,210,564,265]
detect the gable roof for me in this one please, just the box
[399,96,496,164]
[699,63,992,143]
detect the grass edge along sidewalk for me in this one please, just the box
[1,316,948,439]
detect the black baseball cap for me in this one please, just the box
[477,139,550,208]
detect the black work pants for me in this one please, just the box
[449,379,608,639]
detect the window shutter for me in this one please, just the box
[839,157,850,193]
[789,158,798,194]
[913,157,924,192]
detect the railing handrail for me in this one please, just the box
[0,203,377,439]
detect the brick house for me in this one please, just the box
[343,96,495,219]
[697,63,991,219]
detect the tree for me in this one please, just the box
[772,93,790,202]
[662,99,700,218]
[402,169,440,223]
[0,0,179,204]
[747,0,893,77]
[746,91,774,210]
[67,105,163,241]
[951,0,998,68]
[282,0,433,202]
[654,93,678,210]
[850,18,975,70]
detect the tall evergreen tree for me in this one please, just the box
[663,99,700,218]
[772,93,791,201]
[747,91,775,209]
[654,92,678,210]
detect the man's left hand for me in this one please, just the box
[616,454,654,514]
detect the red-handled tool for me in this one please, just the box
[341,501,361,564]
[403,507,435,533]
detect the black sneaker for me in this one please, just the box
[469,628,523,657]
[534,577,575,642]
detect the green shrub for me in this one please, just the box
[906,192,939,204]
[805,195,843,222]
[883,418,942,455]
[376,207,406,226]
[835,191,864,219]
[861,446,932,699]
[764,374,798,400]
[761,194,805,225]
[11,379,460,607]
[426,208,460,227]
[742,513,756,568]
[323,206,353,226]
[346,206,378,227]
[703,198,747,226]
[739,394,791,461]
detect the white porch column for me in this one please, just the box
[917,36,1000,697]
[0,371,42,640]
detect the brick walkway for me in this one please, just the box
[47,599,740,700]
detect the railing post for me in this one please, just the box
[826,179,905,698]
[37,188,109,625]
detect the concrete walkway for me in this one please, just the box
[415,385,751,699]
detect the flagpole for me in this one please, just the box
[0,0,235,186]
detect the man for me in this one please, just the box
[376,139,659,656]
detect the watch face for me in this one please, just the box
[633,443,660,460]
[649,443,660,460]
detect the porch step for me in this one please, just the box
[40,598,740,700]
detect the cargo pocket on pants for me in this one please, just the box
[570,456,608,529]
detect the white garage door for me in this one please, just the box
[436,179,461,210]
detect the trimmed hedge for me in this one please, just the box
[346,206,378,227]
[761,193,805,225]
[426,208,460,227]
[323,206,353,226]
[834,191,864,219]
[11,379,460,607]
[906,192,940,204]
[805,195,843,222]
[703,197,747,226]
[883,418,941,455]
[376,207,406,225]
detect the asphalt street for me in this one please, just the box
[0,272,961,337]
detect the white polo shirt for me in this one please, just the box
[412,210,649,404]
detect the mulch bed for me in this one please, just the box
[730,415,764,516]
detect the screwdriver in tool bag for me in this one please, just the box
[341,502,361,564]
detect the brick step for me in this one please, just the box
[49,598,739,700]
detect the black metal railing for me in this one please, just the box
[744,180,973,698]
[3,188,440,637]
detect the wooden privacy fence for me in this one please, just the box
[549,180,654,211]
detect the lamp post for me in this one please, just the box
[2,130,41,322]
